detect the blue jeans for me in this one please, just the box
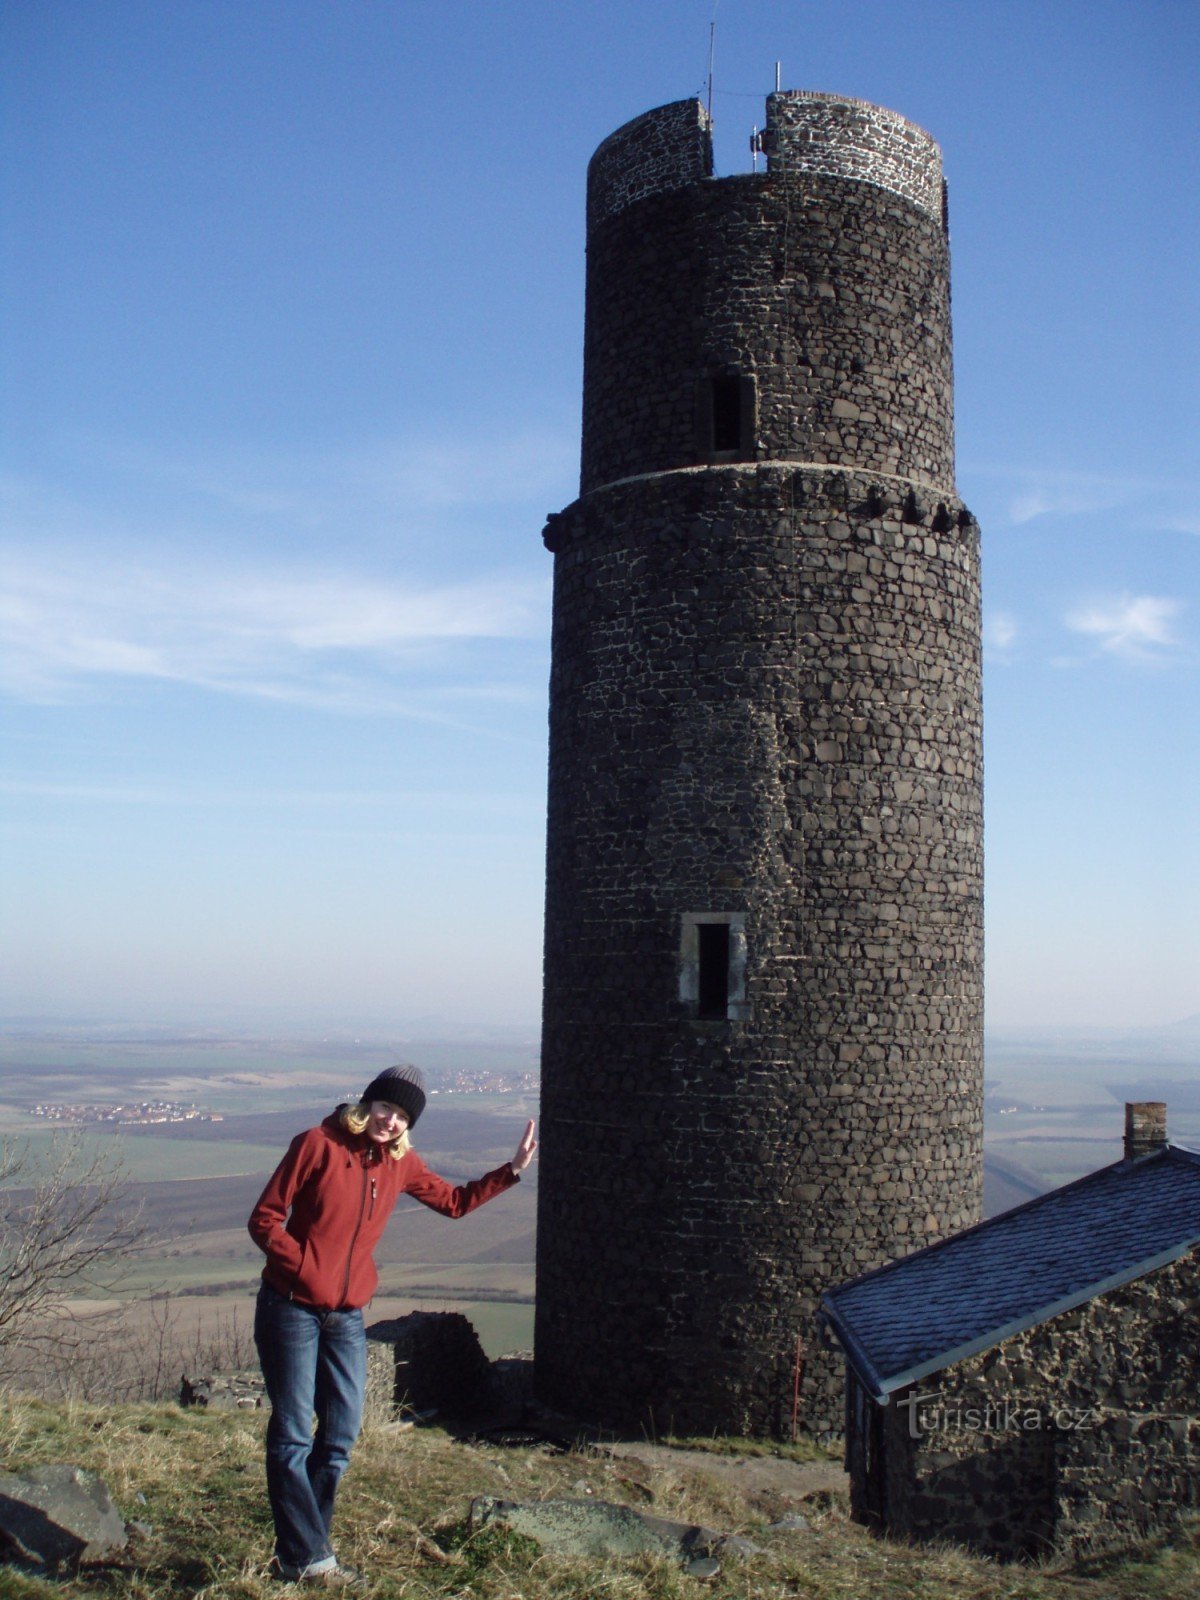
[254,1282,367,1575]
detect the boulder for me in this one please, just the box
[469,1495,721,1561]
[0,1464,127,1567]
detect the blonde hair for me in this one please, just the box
[340,1101,411,1161]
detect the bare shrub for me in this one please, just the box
[118,1295,258,1402]
[0,1129,146,1393]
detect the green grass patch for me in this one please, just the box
[113,1257,261,1296]
[378,1261,534,1293]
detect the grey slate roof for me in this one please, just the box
[819,1145,1200,1401]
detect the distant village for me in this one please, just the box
[434,1070,538,1096]
[26,1073,537,1125]
[29,1101,223,1125]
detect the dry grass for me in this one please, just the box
[0,1398,1198,1599]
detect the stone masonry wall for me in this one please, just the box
[763,93,945,223]
[581,119,953,496]
[865,1251,1200,1558]
[537,464,983,1436]
[587,99,713,231]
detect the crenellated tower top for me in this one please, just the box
[761,92,945,223]
[580,89,956,498]
[587,98,713,230]
[587,92,945,231]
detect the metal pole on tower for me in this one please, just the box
[707,21,715,122]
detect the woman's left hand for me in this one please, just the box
[511,1119,538,1173]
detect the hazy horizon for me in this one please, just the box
[2,1009,1198,1056]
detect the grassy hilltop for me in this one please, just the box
[0,1399,1197,1600]
[4,1030,1200,1593]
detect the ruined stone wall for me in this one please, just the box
[864,1251,1200,1558]
[537,94,982,1437]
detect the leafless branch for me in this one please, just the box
[0,1129,147,1386]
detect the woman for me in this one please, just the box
[249,1063,537,1585]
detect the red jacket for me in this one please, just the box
[248,1110,519,1310]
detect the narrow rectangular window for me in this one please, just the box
[711,376,743,453]
[695,373,757,461]
[679,912,748,1022]
[697,922,731,1019]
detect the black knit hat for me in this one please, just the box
[360,1064,426,1129]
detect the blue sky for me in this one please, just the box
[2,0,1196,1033]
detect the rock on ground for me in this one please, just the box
[0,1464,128,1567]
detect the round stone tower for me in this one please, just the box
[535,91,983,1436]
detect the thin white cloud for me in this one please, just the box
[1008,472,1146,526]
[984,611,1018,652]
[66,427,577,519]
[964,463,1189,530]
[1064,594,1183,663]
[0,545,549,717]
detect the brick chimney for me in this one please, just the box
[1124,1101,1168,1160]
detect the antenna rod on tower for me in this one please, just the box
[707,20,716,121]
[775,60,782,92]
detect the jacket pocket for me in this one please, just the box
[290,1236,316,1298]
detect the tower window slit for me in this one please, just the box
[680,911,747,1022]
[711,376,744,453]
[697,922,732,1019]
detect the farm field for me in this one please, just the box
[3,1021,1197,1372]
[0,1129,287,1184]
[103,1286,534,1367]
[984,1052,1200,1193]
[0,1027,538,1112]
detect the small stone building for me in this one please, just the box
[820,1104,1200,1559]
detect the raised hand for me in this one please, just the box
[511,1119,538,1173]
